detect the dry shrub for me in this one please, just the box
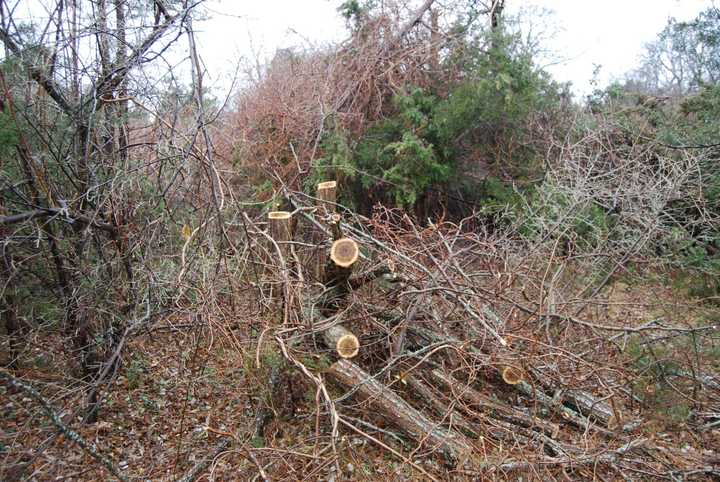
[226,1,455,192]
[519,116,710,262]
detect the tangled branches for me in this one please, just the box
[234,179,720,479]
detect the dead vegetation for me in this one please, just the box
[2,1,720,480]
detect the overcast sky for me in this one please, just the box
[194,0,716,98]
[11,1,718,98]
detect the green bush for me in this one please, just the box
[305,29,564,215]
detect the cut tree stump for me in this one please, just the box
[316,180,337,215]
[255,211,294,442]
[267,211,292,261]
[314,181,338,279]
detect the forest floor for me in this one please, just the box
[2,270,720,481]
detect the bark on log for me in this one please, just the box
[410,326,615,436]
[529,367,616,428]
[267,211,292,261]
[405,375,480,438]
[513,380,614,436]
[349,258,396,290]
[428,369,560,437]
[316,181,337,215]
[327,359,475,465]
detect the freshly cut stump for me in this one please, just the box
[317,181,337,214]
[267,211,292,248]
[501,366,523,385]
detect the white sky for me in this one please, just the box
[194,0,717,98]
[10,0,718,98]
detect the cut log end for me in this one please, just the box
[336,334,360,359]
[330,238,359,268]
[501,366,524,385]
[317,181,337,191]
[268,211,291,220]
[324,325,360,359]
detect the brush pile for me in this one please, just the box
[239,180,720,479]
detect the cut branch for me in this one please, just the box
[330,238,358,268]
[0,207,118,232]
[323,325,360,359]
[326,359,474,465]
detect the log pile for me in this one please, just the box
[250,179,720,479]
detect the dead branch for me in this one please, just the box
[326,359,474,465]
[0,370,129,481]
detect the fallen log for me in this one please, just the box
[326,359,475,465]
[428,369,561,438]
[513,380,614,437]
[528,367,616,428]
[409,326,614,436]
[405,374,480,438]
[323,324,359,359]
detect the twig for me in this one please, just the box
[177,438,234,482]
[0,370,129,481]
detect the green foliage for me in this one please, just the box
[624,334,708,426]
[338,0,362,21]
[300,354,332,372]
[382,132,447,207]
[439,30,564,170]
[303,26,563,214]
[306,126,356,199]
[354,88,450,208]
[0,107,19,156]
[465,176,524,219]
